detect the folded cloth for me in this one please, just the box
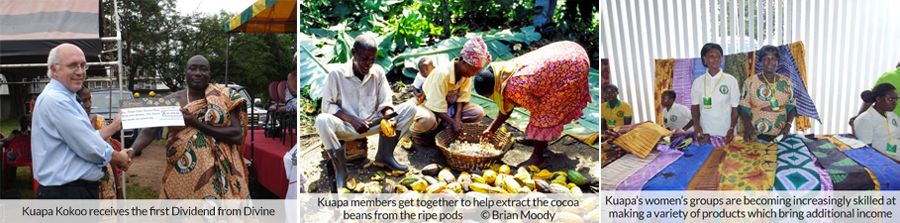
[804,139,877,190]
[718,139,778,190]
[643,143,715,190]
[833,134,869,149]
[601,152,660,190]
[844,147,900,190]
[616,144,683,190]
[612,123,671,159]
[773,135,831,190]
[693,135,728,149]
[818,135,853,151]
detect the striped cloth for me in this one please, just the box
[687,148,727,190]
[601,152,660,190]
[672,59,695,106]
[844,147,900,190]
[752,44,821,122]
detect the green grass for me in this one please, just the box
[5,168,158,199]
[124,178,158,199]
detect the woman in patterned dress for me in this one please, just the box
[474,41,591,167]
[739,45,797,142]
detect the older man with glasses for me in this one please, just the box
[31,43,132,199]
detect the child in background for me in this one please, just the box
[412,57,434,104]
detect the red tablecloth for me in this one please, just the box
[243,129,294,198]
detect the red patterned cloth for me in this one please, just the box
[502,41,591,141]
[460,36,492,69]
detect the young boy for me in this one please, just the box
[411,57,435,104]
[661,90,693,131]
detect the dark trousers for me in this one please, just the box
[37,180,99,199]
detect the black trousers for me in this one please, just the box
[37,180,99,199]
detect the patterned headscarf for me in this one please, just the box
[460,36,492,69]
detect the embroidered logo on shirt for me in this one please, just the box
[670,115,677,122]
[617,111,624,117]
[719,85,729,94]
[757,85,774,101]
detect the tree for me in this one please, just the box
[102,0,180,91]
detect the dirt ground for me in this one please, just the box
[127,143,166,193]
[299,117,600,193]
[299,82,599,193]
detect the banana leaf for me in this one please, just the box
[299,34,330,99]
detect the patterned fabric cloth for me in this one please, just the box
[616,144,683,190]
[718,139,778,190]
[773,135,831,190]
[612,122,671,159]
[459,36,491,69]
[804,139,877,190]
[486,61,518,115]
[654,59,675,124]
[844,147,900,190]
[688,148,727,190]
[601,152,660,190]
[692,134,728,149]
[643,143,715,190]
[91,115,120,199]
[502,41,591,141]
[161,84,250,199]
[787,42,812,131]
[672,59,694,106]
[739,74,796,136]
[724,52,752,94]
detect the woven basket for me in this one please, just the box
[436,123,515,172]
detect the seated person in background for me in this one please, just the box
[601,84,633,132]
[852,83,900,161]
[661,90,693,131]
[411,57,435,104]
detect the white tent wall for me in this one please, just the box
[601,0,900,135]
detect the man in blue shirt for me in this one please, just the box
[31,43,132,199]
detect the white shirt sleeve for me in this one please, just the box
[854,116,874,144]
[413,74,425,89]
